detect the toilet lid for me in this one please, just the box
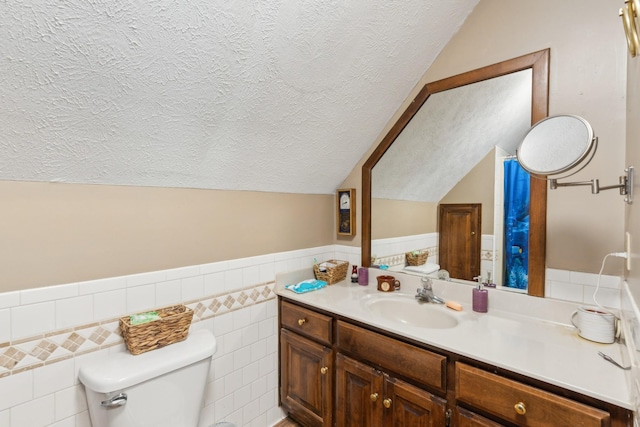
[79,329,216,393]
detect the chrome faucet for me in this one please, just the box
[437,269,451,281]
[415,277,445,304]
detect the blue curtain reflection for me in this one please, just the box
[503,159,530,289]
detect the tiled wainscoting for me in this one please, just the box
[372,233,622,309]
[372,233,500,284]
[620,283,640,418]
[0,240,623,427]
[545,268,622,309]
[0,245,360,427]
[371,233,438,267]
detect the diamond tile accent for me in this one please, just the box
[481,250,496,261]
[30,340,57,361]
[62,333,86,352]
[194,302,207,318]
[261,286,272,298]
[223,295,236,309]
[237,292,248,305]
[0,280,276,377]
[0,347,26,369]
[209,299,222,313]
[0,354,17,370]
[89,327,111,345]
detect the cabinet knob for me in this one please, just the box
[514,402,526,415]
[298,318,307,326]
[320,367,328,375]
[370,393,379,402]
[383,398,392,408]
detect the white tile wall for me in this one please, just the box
[371,233,438,264]
[372,233,498,280]
[12,301,56,340]
[0,244,360,427]
[545,267,622,309]
[620,283,640,422]
[1,241,618,427]
[372,234,623,308]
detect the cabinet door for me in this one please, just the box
[383,376,447,427]
[280,329,333,427]
[336,353,384,427]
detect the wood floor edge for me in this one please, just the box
[272,417,302,427]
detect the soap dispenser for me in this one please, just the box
[485,271,496,288]
[472,276,488,313]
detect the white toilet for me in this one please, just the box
[79,329,217,427]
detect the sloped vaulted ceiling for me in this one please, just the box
[1,1,479,194]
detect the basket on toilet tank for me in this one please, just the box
[406,250,429,266]
[119,304,194,355]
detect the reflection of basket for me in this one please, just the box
[313,259,349,285]
[406,251,429,266]
[119,305,194,355]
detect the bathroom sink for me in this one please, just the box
[361,294,459,329]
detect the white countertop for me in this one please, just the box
[276,268,633,410]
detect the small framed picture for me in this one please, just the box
[337,188,356,236]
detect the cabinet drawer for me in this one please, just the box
[455,363,610,427]
[336,320,446,393]
[281,300,333,345]
[456,407,504,427]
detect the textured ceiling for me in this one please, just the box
[0,1,478,194]
[373,69,532,202]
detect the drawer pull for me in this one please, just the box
[320,366,328,375]
[514,402,526,415]
[370,393,379,402]
[298,318,307,326]
[383,398,392,408]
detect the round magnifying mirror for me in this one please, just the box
[516,114,596,178]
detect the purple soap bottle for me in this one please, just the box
[358,267,368,286]
[472,283,488,313]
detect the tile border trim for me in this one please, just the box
[0,282,276,377]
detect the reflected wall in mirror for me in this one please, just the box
[362,49,549,296]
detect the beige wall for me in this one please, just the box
[1,181,334,292]
[371,199,437,240]
[2,0,630,291]
[440,149,495,235]
[345,0,628,275]
[369,147,493,240]
[625,41,640,299]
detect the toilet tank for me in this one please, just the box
[79,329,216,427]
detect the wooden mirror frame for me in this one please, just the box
[361,49,550,296]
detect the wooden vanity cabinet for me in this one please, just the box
[280,301,334,427]
[335,353,447,426]
[279,297,633,427]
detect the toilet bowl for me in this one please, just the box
[79,328,217,427]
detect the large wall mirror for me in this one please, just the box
[361,49,549,296]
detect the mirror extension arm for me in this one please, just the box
[549,166,634,203]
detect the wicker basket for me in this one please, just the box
[119,305,194,355]
[406,251,429,266]
[313,259,349,285]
